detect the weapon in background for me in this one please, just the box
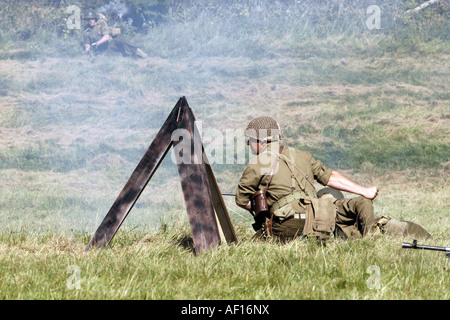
[84,47,95,61]
[402,239,450,258]
[221,193,236,197]
[221,193,261,230]
[221,193,257,219]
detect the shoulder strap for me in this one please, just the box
[277,147,316,192]
[263,145,283,193]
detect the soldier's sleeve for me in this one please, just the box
[83,30,90,45]
[235,165,261,207]
[98,20,111,36]
[310,154,332,186]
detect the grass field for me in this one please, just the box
[0,1,449,302]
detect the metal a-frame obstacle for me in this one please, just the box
[85,97,238,254]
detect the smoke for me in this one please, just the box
[2,0,448,236]
[97,0,129,19]
[96,0,147,29]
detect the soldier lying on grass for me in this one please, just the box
[235,116,431,241]
[83,11,147,59]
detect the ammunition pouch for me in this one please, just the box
[270,191,306,221]
[250,190,269,232]
[303,194,336,241]
[251,189,269,217]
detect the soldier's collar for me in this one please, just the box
[259,142,284,156]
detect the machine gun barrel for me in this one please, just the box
[402,239,450,258]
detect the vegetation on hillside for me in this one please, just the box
[0,0,448,300]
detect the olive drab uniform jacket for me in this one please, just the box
[84,19,111,51]
[236,143,333,229]
[236,143,332,205]
[236,142,432,240]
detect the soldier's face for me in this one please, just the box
[247,138,264,154]
[89,19,96,27]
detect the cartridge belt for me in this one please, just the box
[270,191,307,214]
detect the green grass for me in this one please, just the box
[0,0,448,301]
[0,229,448,300]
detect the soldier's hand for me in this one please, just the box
[361,186,379,200]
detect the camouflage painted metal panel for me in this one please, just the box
[85,99,181,251]
[86,97,237,254]
[172,98,222,253]
[205,161,238,244]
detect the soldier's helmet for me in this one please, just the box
[84,11,98,20]
[245,116,282,142]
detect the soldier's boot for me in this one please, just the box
[405,221,432,239]
[379,216,431,239]
[135,48,148,59]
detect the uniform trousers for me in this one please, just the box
[269,196,379,240]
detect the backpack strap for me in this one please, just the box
[265,146,283,236]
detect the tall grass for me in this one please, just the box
[0,229,449,300]
[0,0,448,300]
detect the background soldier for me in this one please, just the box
[83,11,147,59]
[235,116,431,241]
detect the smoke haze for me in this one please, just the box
[0,0,448,236]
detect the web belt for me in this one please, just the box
[270,191,307,213]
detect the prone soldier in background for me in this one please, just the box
[83,11,148,59]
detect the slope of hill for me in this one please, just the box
[0,1,448,300]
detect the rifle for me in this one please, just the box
[84,47,95,62]
[402,239,450,258]
[221,192,263,231]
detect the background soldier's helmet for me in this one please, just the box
[245,116,282,142]
[84,11,98,20]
